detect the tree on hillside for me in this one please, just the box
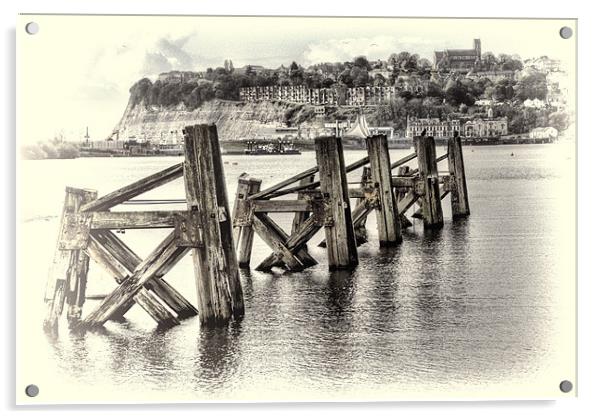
[350,66,370,87]
[372,97,408,131]
[353,56,371,70]
[373,74,387,87]
[490,78,515,102]
[425,81,444,98]
[548,111,570,131]
[481,52,498,71]
[445,81,475,107]
[129,78,153,105]
[338,68,353,87]
[515,72,547,100]
[417,58,432,71]
[289,61,304,85]
[498,53,523,71]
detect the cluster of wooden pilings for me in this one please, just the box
[43,125,243,333]
[232,133,470,272]
[43,124,469,333]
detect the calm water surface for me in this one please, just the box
[18,143,575,400]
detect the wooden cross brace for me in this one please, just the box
[43,165,199,332]
[81,229,192,328]
[254,212,322,272]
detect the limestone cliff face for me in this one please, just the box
[113,98,315,143]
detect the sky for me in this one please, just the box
[17,15,576,144]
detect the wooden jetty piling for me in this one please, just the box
[365,135,402,245]
[315,136,359,270]
[414,135,444,229]
[353,167,372,245]
[43,123,244,333]
[43,122,472,333]
[394,166,415,228]
[183,124,245,324]
[447,133,470,218]
[290,175,319,267]
[233,174,262,268]
[44,187,97,331]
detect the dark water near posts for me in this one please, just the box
[18,143,575,401]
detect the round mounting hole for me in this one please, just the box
[559,380,573,393]
[25,22,39,35]
[25,384,39,397]
[559,26,573,39]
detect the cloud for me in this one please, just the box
[139,34,198,77]
[142,52,173,76]
[302,36,437,65]
[156,35,195,69]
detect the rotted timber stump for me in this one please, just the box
[314,136,358,270]
[447,134,470,218]
[183,124,245,325]
[414,135,444,229]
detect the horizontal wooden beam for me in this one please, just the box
[81,163,184,212]
[391,176,421,188]
[251,200,313,213]
[90,211,190,229]
[348,188,365,199]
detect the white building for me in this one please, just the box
[529,127,558,139]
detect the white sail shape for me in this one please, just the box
[343,114,371,139]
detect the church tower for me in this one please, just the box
[473,38,482,60]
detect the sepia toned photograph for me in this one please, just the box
[16,15,576,403]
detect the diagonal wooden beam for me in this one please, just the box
[257,214,322,271]
[85,235,180,327]
[90,230,198,319]
[317,198,374,248]
[398,190,419,216]
[260,211,318,267]
[252,213,306,272]
[390,152,418,171]
[80,163,184,212]
[253,155,373,201]
[81,231,189,327]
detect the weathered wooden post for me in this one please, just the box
[395,166,414,228]
[315,136,358,270]
[365,135,402,245]
[183,124,245,324]
[232,174,262,268]
[290,175,318,266]
[414,135,444,229]
[447,133,470,218]
[44,187,97,332]
[354,167,371,245]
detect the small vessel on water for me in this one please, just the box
[246,140,301,155]
[223,140,301,155]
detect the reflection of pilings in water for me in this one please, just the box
[446,219,471,317]
[46,331,91,382]
[194,321,242,388]
[415,228,445,333]
[101,327,178,383]
[326,269,357,319]
[365,246,404,335]
[306,269,358,385]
